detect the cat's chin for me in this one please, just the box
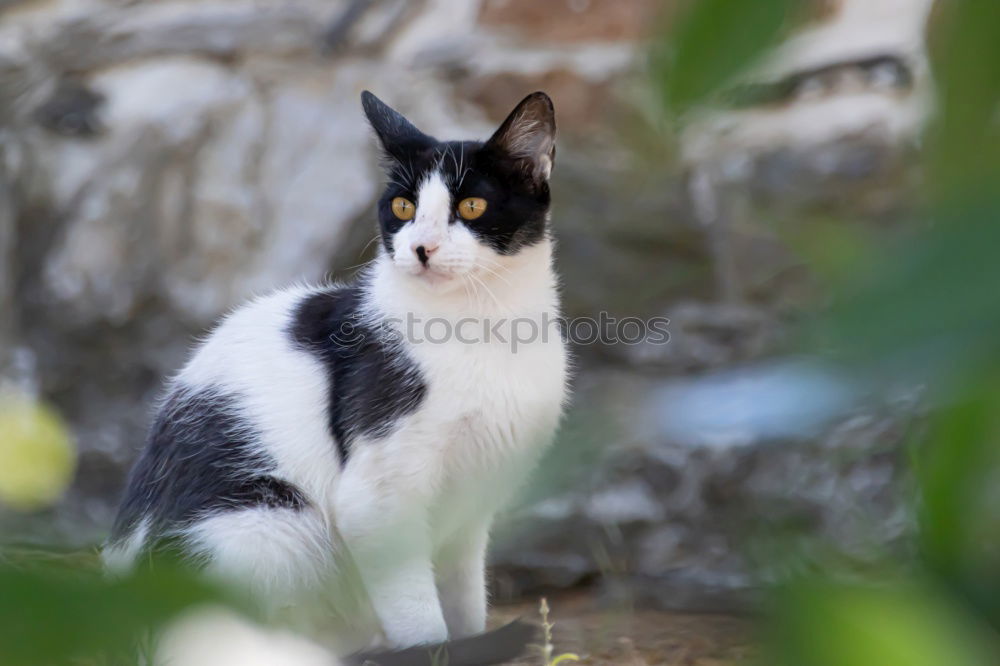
[401,266,466,293]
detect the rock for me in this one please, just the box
[38,3,331,72]
[459,69,614,129]
[32,79,105,137]
[491,369,919,610]
[622,302,784,373]
[477,0,665,44]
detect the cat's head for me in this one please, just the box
[361,91,555,291]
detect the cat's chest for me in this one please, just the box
[407,337,565,530]
[408,336,566,454]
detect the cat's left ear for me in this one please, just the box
[485,92,556,185]
[361,91,436,165]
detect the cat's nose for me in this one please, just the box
[413,243,438,266]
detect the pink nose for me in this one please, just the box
[412,243,438,266]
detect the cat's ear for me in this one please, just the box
[361,91,436,165]
[485,92,556,185]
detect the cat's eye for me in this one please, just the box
[391,197,415,221]
[457,197,487,220]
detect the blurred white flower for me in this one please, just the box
[157,606,337,666]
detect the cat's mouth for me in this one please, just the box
[408,262,459,286]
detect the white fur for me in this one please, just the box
[182,508,333,604]
[156,606,338,666]
[109,168,567,651]
[102,517,150,576]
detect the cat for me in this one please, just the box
[103,90,568,656]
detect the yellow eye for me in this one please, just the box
[391,197,415,221]
[458,197,487,220]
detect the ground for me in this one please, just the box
[492,592,754,666]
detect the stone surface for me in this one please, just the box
[477,0,666,43]
[491,368,919,609]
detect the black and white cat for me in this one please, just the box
[104,91,568,652]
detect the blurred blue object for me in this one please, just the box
[652,360,858,447]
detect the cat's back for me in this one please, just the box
[176,284,330,392]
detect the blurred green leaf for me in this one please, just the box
[925,0,1000,201]
[654,0,798,114]
[815,199,1000,376]
[915,380,1000,625]
[780,215,879,284]
[767,580,1000,666]
[0,559,241,665]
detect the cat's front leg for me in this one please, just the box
[435,523,490,639]
[335,471,448,647]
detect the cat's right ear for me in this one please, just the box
[361,91,436,165]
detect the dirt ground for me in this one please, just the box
[491,593,754,666]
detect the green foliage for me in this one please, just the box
[925,1,1000,200]
[0,553,244,666]
[655,0,1000,663]
[916,381,1000,626]
[815,199,1000,375]
[653,0,799,115]
[767,580,1000,666]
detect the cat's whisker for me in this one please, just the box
[476,263,512,287]
[469,273,510,315]
[340,258,376,273]
[458,167,472,190]
[447,144,461,183]
[478,260,515,282]
[358,234,382,258]
[461,274,476,306]
[463,272,482,305]
[470,274,492,311]
[456,143,474,190]
[479,256,513,275]
[397,157,415,186]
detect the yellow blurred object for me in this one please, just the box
[0,394,76,510]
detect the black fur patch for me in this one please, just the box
[289,284,427,464]
[110,389,307,543]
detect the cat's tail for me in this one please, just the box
[341,619,538,666]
